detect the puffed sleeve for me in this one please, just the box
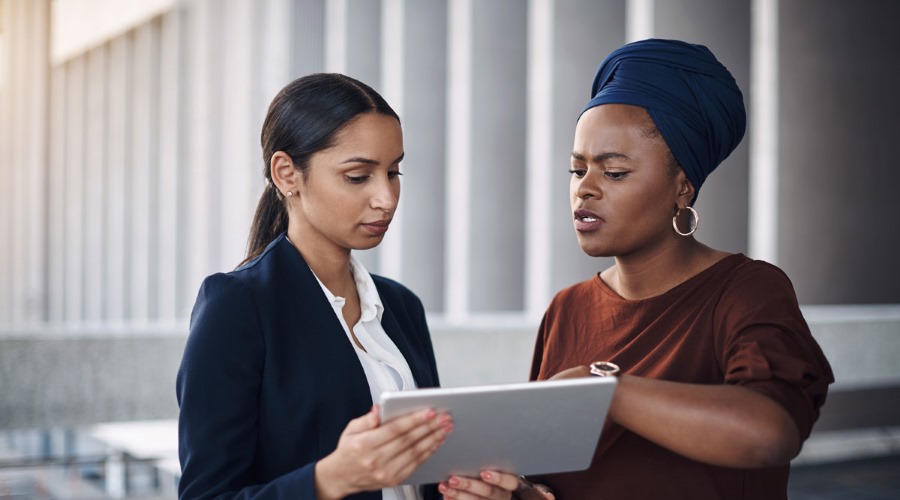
[176,273,317,499]
[714,262,834,440]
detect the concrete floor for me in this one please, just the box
[788,454,900,500]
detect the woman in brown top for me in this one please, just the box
[525,39,833,499]
[441,39,833,500]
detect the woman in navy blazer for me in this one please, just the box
[177,73,536,500]
[176,74,453,500]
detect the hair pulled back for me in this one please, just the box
[242,73,399,266]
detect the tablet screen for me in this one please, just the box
[379,377,616,485]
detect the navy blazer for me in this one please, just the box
[176,234,441,499]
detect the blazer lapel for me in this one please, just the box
[273,236,373,406]
[379,300,435,389]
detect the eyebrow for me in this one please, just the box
[571,151,630,163]
[340,152,406,166]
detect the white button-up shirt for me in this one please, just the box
[313,254,422,500]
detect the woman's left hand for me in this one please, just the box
[438,471,554,499]
[438,471,517,499]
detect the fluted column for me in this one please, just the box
[776,0,900,303]
[542,0,626,301]
[0,0,50,324]
[381,0,448,312]
[655,0,753,255]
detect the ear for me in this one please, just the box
[674,170,695,208]
[270,151,299,196]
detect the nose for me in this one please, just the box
[370,176,399,213]
[573,169,602,201]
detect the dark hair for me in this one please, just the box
[241,73,400,266]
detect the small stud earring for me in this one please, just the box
[285,191,293,197]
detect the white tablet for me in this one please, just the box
[379,377,616,485]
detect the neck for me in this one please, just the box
[603,238,723,300]
[286,224,355,296]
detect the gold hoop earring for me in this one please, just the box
[672,206,699,237]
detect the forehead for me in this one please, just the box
[573,104,662,156]
[332,112,402,148]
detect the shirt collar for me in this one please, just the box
[312,254,383,323]
[350,254,384,322]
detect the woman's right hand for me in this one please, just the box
[314,405,453,499]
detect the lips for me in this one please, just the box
[361,219,392,236]
[573,208,604,232]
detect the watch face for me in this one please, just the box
[590,361,620,377]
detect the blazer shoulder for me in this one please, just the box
[220,236,298,295]
[372,274,423,308]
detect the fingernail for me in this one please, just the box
[421,408,436,421]
[448,476,460,487]
[482,471,493,480]
[438,413,452,424]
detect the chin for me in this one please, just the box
[353,237,385,251]
[576,239,615,258]
[582,248,615,258]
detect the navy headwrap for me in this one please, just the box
[582,39,746,203]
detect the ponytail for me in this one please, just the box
[241,183,288,267]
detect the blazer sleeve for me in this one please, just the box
[176,273,318,499]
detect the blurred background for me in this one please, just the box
[1,0,899,498]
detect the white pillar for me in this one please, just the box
[156,8,182,322]
[0,0,15,324]
[260,0,294,100]
[63,57,86,323]
[48,65,66,322]
[749,0,778,263]
[378,0,405,281]
[525,0,554,317]
[444,0,473,319]
[325,0,348,74]
[220,0,259,270]
[0,0,50,325]
[181,0,220,317]
[83,47,107,322]
[129,21,160,323]
[105,37,129,321]
[627,0,654,41]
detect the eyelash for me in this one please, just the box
[345,171,403,184]
[567,168,628,181]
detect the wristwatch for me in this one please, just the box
[589,361,620,377]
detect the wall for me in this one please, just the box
[777,0,900,304]
[1,0,899,439]
[2,306,899,429]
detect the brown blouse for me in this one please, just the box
[529,254,833,500]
